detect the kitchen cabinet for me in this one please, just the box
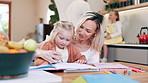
[107,44,148,65]
[102,2,148,14]
[35,24,53,43]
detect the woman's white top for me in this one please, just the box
[80,48,100,64]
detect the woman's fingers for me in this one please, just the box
[75,60,86,64]
[51,51,62,60]
[35,49,62,64]
[40,51,61,63]
[47,57,58,63]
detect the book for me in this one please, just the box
[72,76,87,83]
[30,63,98,73]
[64,69,99,73]
[94,63,130,71]
[72,74,139,83]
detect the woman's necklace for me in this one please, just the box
[75,41,91,51]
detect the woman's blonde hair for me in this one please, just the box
[49,21,74,44]
[76,11,104,52]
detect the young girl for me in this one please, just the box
[34,21,86,66]
[102,10,123,62]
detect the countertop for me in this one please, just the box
[108,44,148,48]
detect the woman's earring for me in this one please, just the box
[94,34,97,37]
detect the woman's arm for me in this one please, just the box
[34,57,48,66]
[35,49,62,63]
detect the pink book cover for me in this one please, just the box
[94,63,130,71]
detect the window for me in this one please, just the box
[0,1,11,40]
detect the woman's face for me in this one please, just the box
[76,20,97,41]
[55,29,73,49]
[108,11,117,22]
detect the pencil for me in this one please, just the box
[104,71,112,74]
[110,70,116,74]
[129,66,143,70]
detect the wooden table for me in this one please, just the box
[54,62,148,83]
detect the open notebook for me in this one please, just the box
[30,63,98,73]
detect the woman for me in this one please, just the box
[35,11,104,64]
[102,10,123,63]
[72,12,104,64]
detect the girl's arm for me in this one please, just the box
[68,45,86,64]
[73,49,86,64]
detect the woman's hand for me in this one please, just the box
[74,60,86,64]
[35,49,62,63]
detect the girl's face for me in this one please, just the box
[76,20,97,41]
[55,29,73,49]
[108,11,117,22]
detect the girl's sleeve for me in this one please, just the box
[74,48,86,61]
[68,45,86,63]
[34,41,51,66]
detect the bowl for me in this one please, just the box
[0,52,35,79]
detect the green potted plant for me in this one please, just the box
[104,0,119,12]
[49,0,59,25]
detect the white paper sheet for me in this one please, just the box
[53,63,98,70]
[0,71,62,83]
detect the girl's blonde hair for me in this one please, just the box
[76,11,104,52]
[49,21,74,44]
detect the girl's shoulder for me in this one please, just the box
[43,41,53,45]
[114,21,122,27]
[40,41,55,50]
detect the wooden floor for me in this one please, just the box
[54,62,148,83]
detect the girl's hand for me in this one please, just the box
[101,58,107,63]
[105,35,111,39]
[74,60,86,64]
